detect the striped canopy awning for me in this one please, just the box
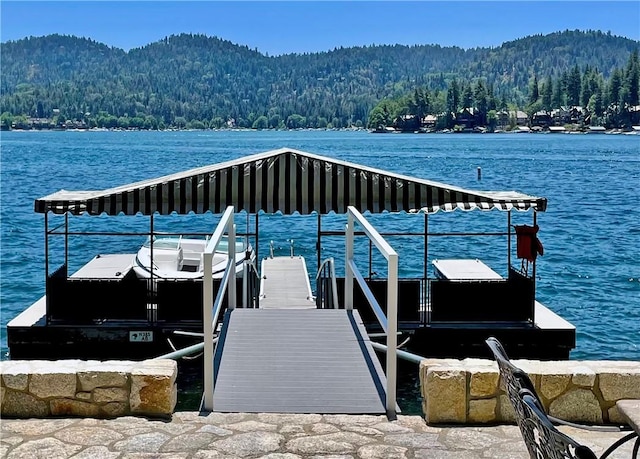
[35,148,547,216]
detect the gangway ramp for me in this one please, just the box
[212,308,387,413]
[212,256,387,414]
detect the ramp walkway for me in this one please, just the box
[259,256,316,309]
[212,256,387,414]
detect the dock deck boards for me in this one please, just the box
[70,254,134,279]
[212,308,387,413]
[259,256,316,309]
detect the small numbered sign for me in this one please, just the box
[129,331,153,342]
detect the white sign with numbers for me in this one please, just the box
[129,331,153,342]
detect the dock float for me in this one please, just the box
[211,256,388,414]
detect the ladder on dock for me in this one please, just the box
[211,256,388,414]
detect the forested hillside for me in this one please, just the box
[1,30,637,129]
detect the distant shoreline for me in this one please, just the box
[2,126,638,135]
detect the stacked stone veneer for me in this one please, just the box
[421,358,640,425]
[0,359,177,419]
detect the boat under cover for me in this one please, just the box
[133,235,250,279]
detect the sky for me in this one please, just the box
[1,1,639,56]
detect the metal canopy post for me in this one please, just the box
[255,212,260,262]
[424,212,428,325]
[507,211,512,271]
[532,210,537,291]
[44,212,49,325]
[149,214,154,286]
[64,212,69,269]
[44,212,49,278]
[317,212,321,275]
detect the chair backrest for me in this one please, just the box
[520,389,597,459]
[486,336,543,458]
[486,336,539,408]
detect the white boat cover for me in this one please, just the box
[35,147,546,216]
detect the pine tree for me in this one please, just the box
[541,76,553,111]
[529,74,540,105]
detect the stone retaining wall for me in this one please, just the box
[0,359,177,419]
[421,358,640,425]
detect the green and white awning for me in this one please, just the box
[35,147,547,216]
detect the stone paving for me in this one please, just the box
[0,412,636,459]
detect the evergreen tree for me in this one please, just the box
[552,71,566,107]
[474,80,488,124]
[461,83,473,109]
[566,65,582,106]
[447,79,460,113]
[529,74,540,105]
[623,50,640,106]
[608,69,623,107]
[541,76,553,111]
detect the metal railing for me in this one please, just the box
[345,206,398,417]
[269,239,295,258]
[242,256,261,309]
[203,206,237,411]
[315,257,339,309]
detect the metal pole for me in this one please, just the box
[228,221,237,310]
[345,212,354,311]
[317,212,321,275]
[44,212,49,277]
[44,212,49,325]
[370,341,424,365]
[242,257,248,309]
[507,211,512,271]
[532,211,537,286]
[369,240,373,279]
[64,212,69,269]
[255,212,259,263]
[150,214,154,285]
[203,248,214,411]
[423,212,428,325]
[153,340,209,361]
[386,252,398,417]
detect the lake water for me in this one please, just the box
[1,130,639,411]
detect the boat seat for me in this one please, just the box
[153,247,183,271]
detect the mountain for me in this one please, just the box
[1,30,638,128]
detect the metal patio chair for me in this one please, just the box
[485,337,637,459]
[520,389,638,459]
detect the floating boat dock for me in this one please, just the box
[8,147,577,416]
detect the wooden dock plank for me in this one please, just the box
[212,309,386,414]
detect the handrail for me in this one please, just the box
[347,259,388,329]
[315,257,339,309]
[346,206,398,418]
[243,256,261,309]
[267,239,295,258]
[203,206,237,412]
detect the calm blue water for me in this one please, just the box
[1,130,639,362]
